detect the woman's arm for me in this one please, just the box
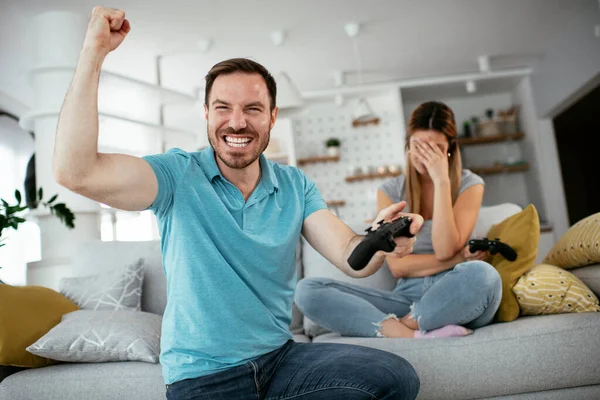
[387,252,465,278]
[378,189,464,278]
[413,140,484,260]
[431,183,484,260]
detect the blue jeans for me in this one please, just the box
[295,261,502,337]
[165,340,419,399]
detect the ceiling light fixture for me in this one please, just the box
[478,55,490,73]
[344,22,380,127]
[466,80,477,93]
[270,30,286,46]
[197,38,212,53]
[333,70,345,106]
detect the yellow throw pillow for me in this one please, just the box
[544,212,600,269]
[513,264,600,315]
[0,285,79,367]
[486,204,540,322]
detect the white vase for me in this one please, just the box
[327,147,339,157]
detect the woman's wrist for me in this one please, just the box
[454,249,467,264]
[433,176,451,187]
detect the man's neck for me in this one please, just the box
[216,156,262,201]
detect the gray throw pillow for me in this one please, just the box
[27,310,161,363]
[59,259,144,310]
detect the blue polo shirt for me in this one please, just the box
[142,147,327,385]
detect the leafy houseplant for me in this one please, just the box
[325,138,341,157]
[0,188,75,263]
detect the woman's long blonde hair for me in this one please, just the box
[405,101,462,215]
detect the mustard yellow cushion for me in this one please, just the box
[486,204,540,322]
[0,285,79,367]
[544,212,600,269]
[513,264,600,315]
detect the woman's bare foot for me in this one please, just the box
[380,318,473,339]
[399,314,419,330]
[380,318,417,338]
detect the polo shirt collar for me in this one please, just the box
[200,147,279,193]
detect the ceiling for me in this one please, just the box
[0,0,593,105]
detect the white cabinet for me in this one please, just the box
[265,118,297,166]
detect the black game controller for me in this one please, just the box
[468,237,517,261]
[348,216,414,271]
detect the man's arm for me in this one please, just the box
[53,7,158,211]
[302,202,423,279]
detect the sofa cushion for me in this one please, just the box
[0,285,78,367]
[72,241,166,315]
[486,204,540,322]
[0,334,312,400]
[471,203,523,239]
[571,263,600,296]
[27,310,162,363]
[513,264,600,315]
[0,361,165,400]
[60,259,144,311]
[313,312,600,400]
[544,212,600,269]
[290,239,305,334]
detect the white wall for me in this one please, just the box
[293,91,406,223]
[530,0,600,118]
[512,77,549,221]
[0,5,34,108]
[0,116,37,285]
[536,120,571,238]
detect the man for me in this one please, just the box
[53,6,424,400]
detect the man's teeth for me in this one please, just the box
[225,136,251,148]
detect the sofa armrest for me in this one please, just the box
[571,263,600,297]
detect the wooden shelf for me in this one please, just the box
[265,152,289,161]
[457,132,525,146]
[326,200,346,207]
[469,163,529,176]
[297,155,340,166]
[352,117,381,128]
[345,171,402,183]
[540,224,553,233]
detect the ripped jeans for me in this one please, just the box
[294,261,502,337]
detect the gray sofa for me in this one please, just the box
[2,222,600,399]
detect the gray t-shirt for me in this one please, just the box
[379,169,484,254]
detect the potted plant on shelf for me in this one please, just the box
[0,188,75,278]
[325,138,341,157]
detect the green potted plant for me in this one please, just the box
[325,138,341,157]
[0,188,75,274]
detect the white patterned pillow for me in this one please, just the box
[59,259,144,310]
[27,310,161,363]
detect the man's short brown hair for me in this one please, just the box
[204,58,277,110]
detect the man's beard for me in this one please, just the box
[208,125,270,170]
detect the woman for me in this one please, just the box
[295,101,502,338]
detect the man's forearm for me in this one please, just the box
[341,234,387,278]
[53,48,105,185]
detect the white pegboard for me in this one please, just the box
[292,93,406,225]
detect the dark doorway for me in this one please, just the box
[553,82,600,225]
